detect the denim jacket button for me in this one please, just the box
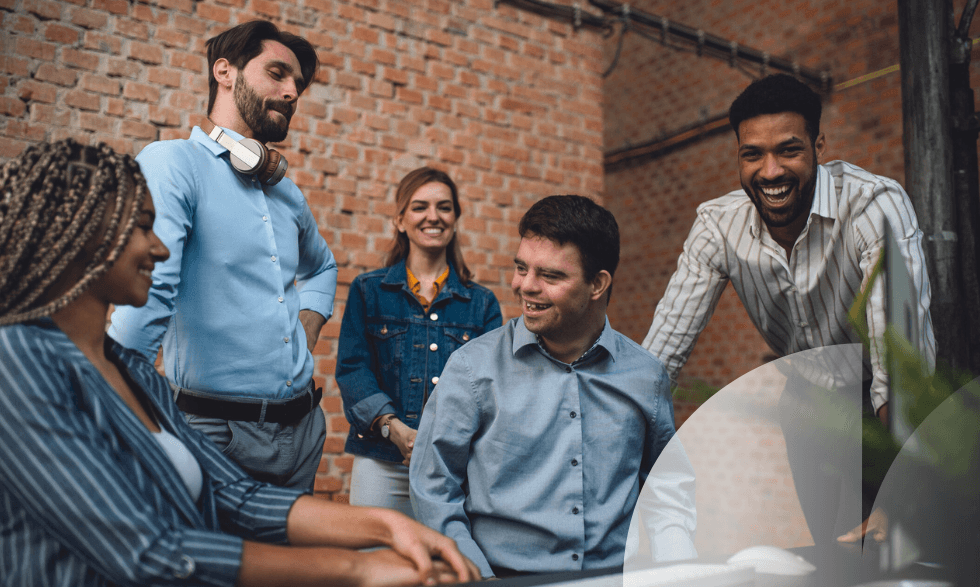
[430,313,438,321]
[431,376,439,385]
[462,333,470,341]
[429,343,438,351]
[381,326,388,335]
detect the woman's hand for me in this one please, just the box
[388,418,418,466]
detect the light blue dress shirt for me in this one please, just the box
[410,317,697,577]
[109,127,337,399]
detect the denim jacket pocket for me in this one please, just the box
[443,326,476,355]
[366,323,409,370]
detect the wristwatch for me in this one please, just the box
[379,414,396,439]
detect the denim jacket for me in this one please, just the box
[336,260,502,462]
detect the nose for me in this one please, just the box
[282,77,298,103]
[151,232,170,262]
[760,153,783,181]
[513,269,540,295]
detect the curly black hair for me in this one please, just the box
[729,74,822,143]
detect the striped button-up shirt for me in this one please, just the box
[643,161,935,410]
[0,319,305,586]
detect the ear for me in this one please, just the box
[394,215,406,234]
[213,57,235,91]
[589,270,612,302]
[814,132,826,162]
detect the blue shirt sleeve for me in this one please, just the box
[294,195,337,321]
[409,349,494,578]
[109,140,199,361]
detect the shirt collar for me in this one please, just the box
[190,125,245,158]
[381,259,470,301]
[406,265,450,310]
[513,316,616,365]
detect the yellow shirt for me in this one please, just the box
[406,266,450,311]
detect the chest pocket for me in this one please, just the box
[367,324,408,370]
[442,326,474,355]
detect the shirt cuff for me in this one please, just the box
[299,290,334,321]
[346,392,396,437]
[175,529,244,587]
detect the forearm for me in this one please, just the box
[286,495,394,548]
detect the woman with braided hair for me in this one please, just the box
[0,139,478,587]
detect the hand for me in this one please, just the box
[837,508,888,543]
[356,548,466,587]
[388,418,417,466]
[299,309,327,354]
[379,509,481,584]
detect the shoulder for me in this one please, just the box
[695,190,755,220]
[825,160,909,205]
[460,280,498,301]
[453,317,514,357]
[137,137,208,166]
[609,326,669,373]
[0,322,76,390]
[351,267,390,289]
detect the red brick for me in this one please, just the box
[105,97,125,117]
[91,0,128,16]
[24,0,61,20]
[252,0,279,18]
[122,81,160,102]
[70,6,108,29]
[170,51,203,73]
[64,89,101,111]
[0,138,30,159]
[6,120,47,141]
[132,4,168,25]
[35,63,77,86]
[128,41,163,64]
[43,22,79,44]
[155,0,193,12]
[15,37,56,61]
[16,80,57,104]
[62,48,100,71]
[173,14,207,35]
[148,66,182,88]
[121,119,157,139]
[84,31,122,54]
[0,97,26,117]
[196,2,231,23]
[30,102,70,126]
[148,105,181,126]
[78,110,106,131]
[105,57,141,79]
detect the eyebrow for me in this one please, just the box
[269,60,306,88]
[739,136,806,152]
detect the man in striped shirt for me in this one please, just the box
[642,74,935,543]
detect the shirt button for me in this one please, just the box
[571,554,579,561]
[430,313,438,321]
[278,296,284,303]
[175,554,195,578]
[284,336,290,343]
[262,215,268,222]
[570,411,576,418]
[429,343,438,351]
[799,321,808,328]
[572,506,579,514]
[571,459,578,466]
[271,255,277,262]
[431,376,439,385]
[790,286,798,293]
[286,380,292,386]
[565,366,571,373]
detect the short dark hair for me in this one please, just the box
[518,195,620,284]
[205,20,319,114]
[729,74,822,143]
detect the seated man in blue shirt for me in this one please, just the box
[410,195,697,578]
[109,21,336,491]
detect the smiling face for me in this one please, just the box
[233,40,303,143]
[737,112,825,239]
[396,181,457,255]
[511,235,609,362]
[88,192,170,308]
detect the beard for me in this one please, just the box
[233,74,293,144]
[744,163,818,229]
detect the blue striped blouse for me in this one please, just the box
[0,319,305,586]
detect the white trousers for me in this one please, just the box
[349,455,415,520]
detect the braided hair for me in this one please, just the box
[0,139,146,325]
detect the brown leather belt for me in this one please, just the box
[174,383,322,425]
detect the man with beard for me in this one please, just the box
[110,21,336,491]
[643,74,935,542]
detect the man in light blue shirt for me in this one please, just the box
[110,21,336,490]
[410,196,697,578]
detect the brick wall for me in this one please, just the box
[603,0,980,393]
[0,0,606,499]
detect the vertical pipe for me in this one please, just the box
[897,0,964,371]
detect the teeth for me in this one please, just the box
[761,186,790,197]
[422,228,443,234]
[138,269,153,277]
[525,301,550,311]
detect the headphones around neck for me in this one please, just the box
[205,123,287,186]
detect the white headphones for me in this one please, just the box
[206,123,288,186]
